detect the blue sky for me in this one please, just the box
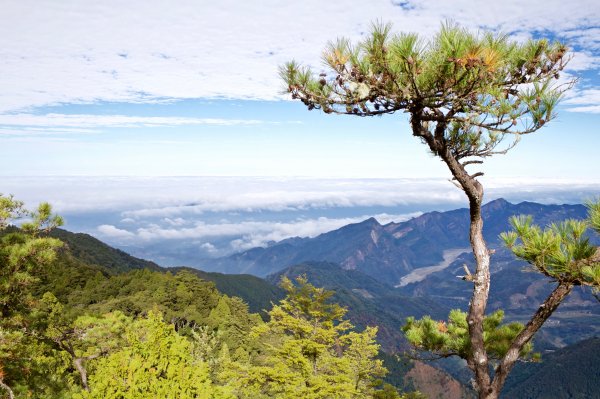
[0,0,599,180]
[1,1,599,264]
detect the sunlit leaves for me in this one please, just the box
[0,195,68,397]
[230,276,389,399]
[80,311,225,399]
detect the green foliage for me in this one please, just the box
[587,200,600,234]
[0,325,74,399]
[500,199,600,291]
[226,275,388,398]
[0,196,421,398]
[0,195,265,397]
[54,268,263,354]
[180,268,285,315]
[67,268,219,318]
[41,294,130,362]
[403,309,534,361]
[205,296,262,356]
[80,311,228,399]
[48,229,160,274]
[0,195,67,398]
[269,261,448,353]
[0,195,25,229]
[282,21,569,162]
[0,198,63,321]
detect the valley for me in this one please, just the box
[395,247,471,287]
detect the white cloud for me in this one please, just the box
[566,105,600,113]
[200,242,217,253]
[0,127,97,135]
[3,175,594,260]
[163,217,188,226]
[97,224,135,239]
[119,181,464,218]
[0,113,265,128]
[97,212,421,250]
[3,176,599,216]
[562,27,600,50]
[563,88,600,113]
[0,0,598,113]
[563,89,600,105]
[564,51,600,72]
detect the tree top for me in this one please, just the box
[281,22,573,162]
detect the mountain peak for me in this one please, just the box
[361,216,381,226]
[483,197,511,211]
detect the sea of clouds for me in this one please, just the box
[2,176,599,267]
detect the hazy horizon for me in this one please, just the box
[3,175,598,267]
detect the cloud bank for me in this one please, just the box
[0,114,268,128]
[99,212,422,252]
[2,176,598,262]
[0,0,598,113]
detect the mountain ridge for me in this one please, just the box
[196,198,588,283]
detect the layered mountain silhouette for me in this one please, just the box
[198,198,588,284]
[196,198,599,354]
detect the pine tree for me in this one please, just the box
[280,22,591,399]
[0,195,64,399]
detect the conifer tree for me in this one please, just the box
[80,311,229,399]
[280,22,595,399]
[0,195,64,399]
[227,276,388,399]
[41,296,131,392]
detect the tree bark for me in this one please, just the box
[0,379,15,399]
[74,357,89,391]
[57,339,91,391]
[412,116,494,397]
[437,136,492,397]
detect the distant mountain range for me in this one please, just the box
[195,198,599,351]
[197,198,588,284]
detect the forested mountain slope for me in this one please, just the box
[37,227,469,398]
[501,337,600,398]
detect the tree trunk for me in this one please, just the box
[74,357,90,391]
[58,340,91,392]
[466,196,493,397]
[0,379,15,399]
[410,112,578,399]
[414,118,494,396]
[437,140,493,397]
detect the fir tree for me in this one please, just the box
[226,276,389,399]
